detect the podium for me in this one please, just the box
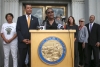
[29,30,76,67]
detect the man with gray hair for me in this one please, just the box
[85,15,100,67]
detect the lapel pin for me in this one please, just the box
[32,18,33,20]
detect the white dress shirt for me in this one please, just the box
[89,22,94,31]
[26,14,31,21]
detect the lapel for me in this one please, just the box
[90,23,95,32]
[23,15,28,28]
[29,15,34,28]
[23,15,34,29]
[87,23,90,33]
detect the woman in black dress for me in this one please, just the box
[66,16,79,67]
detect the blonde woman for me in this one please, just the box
[78,18,88,67]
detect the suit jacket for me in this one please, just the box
[85,23,100,46]
[16,15,39,48]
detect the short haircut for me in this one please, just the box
[90,15,95,18]
[5,13,14,19]
[45,8,54,14]
[23,4,32,8]
[79,18,85,22]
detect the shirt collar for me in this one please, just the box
[89,22,94,26]
[26,14,31,18]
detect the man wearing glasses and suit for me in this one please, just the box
[16,4,39,67]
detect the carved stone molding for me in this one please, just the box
[19,0,70,4]
[72,0,84,2]
[21,1,68,4]
[4,0,19,2]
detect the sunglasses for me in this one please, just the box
[47,11,54,14]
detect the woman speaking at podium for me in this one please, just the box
[41,8,63,30]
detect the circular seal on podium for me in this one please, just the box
[38,36,66,65]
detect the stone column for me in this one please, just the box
[0,0,19,67]
[0,0,1,24]
[0,0,4,67]
[84,0,100,24]
[71,0,85,25]
[96,0,100,24]
[0,0,1,22]
[84,0,89,24]
[19,2,23,16]
[1,0,19,23]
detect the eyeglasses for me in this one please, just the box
[79,21,84,22]
[47,11,54,14]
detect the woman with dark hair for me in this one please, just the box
[42,8,59,29]
[66,16,79,67]
[1,13,17,67]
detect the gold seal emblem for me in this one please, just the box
[42,40,63,62]
[38,37,66,65]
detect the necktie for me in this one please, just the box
[27,15,30,28]
[90,23,92,32]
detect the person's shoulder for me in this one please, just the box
[2,22,8,27]
[18,15,25,19]
[83,26,87,29]
[74,24,78,27]
[31,15,38,19]
[2,22,8,25]
[12,22,16,25]
[85,23,89,26]
[75,24,78,26]
[94,23,100,26]
[12,22,17,27]
[83,26,87,28]
[94,23,100,29]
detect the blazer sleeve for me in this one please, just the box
[16,17,24,42]
[84,26,89,43]
[75,25,79,39]
[97,24,100,42]
[36,18,39,27]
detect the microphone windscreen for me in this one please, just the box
[57,24,63,29]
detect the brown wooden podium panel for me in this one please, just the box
[29,30,75,67]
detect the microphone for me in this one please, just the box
[36,26,43,30]
[41,16,48,26]
[40,18,47,30]
[57,24,64,29]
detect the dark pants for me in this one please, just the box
[18,46,30,67]
[78,42,88,66]
[84,44,99,67]
[74,41,78,67]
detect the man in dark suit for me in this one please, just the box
[16,4,39,67]
[85,15,100,67]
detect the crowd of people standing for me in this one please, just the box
[0,4,100,67]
